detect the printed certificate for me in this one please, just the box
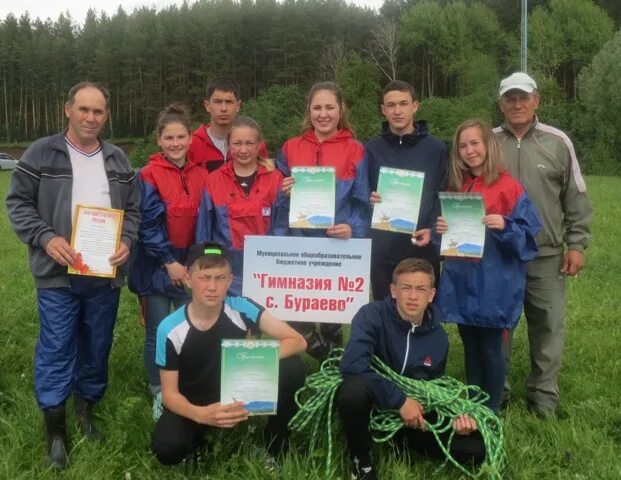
[439,192,485,258]
[289,166,335,229]
[68,205,124,278]
[220,339,280,415]
[371,167,425,234]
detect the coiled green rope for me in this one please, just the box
[288,349,507,479]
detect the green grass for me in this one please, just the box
[0,171,620,479]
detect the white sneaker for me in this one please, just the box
[152,392,163,421]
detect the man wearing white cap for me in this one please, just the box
[494,72,592,418]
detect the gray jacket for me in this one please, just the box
[6,133,140,288]
[494,121,592,257]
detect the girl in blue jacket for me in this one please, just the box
[273,81,371,360]
[128,104,208,417]
[436,119,541,412]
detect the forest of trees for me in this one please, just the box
[1,0,620,173]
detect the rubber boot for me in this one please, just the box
[289,322,329,361]
[43,406,69,470]
[320,323,344,353]
[74,395,104,441]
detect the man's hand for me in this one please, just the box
[326,223,352,240]
[399,397,425,430]
[561,250,584,276]
[453,414,477,435]
[165,261,188,287]
[370,191,382,204]
[194,401,249,428]
[109,241,130,266]
[281,177,295,197]
[411,228,431,247]
[44,236,76,266]
[483,214,506,230]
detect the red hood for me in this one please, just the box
[192,123,210,141]
[219,158,270,180]
[301,128,355,145]
[146,152,200,171]
[463,168,510,189]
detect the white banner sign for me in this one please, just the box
[242,236,371,323]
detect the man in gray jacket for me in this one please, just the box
[494,72,592,418]
[6,82,140,468]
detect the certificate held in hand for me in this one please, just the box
[371,167,425,234]
[68,205,124,278]
[439,192,485,258]
[289,166,336,229]
[220,339,280,416]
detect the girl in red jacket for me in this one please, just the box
[196,116,283,295]
[436,119,541,412]
[128,104,208,418]
[273,81,371,360]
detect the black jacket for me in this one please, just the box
[340,297,448,410]
[365,121,447,264]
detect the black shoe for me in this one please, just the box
[527,401,557,419]
[320,323,344,350]
[43,407,69,470]
[74,395,104,441]
[303,330,331,362]
[351,458,378,480]
[500,390,510,410]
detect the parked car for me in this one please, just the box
[0,153,18,170]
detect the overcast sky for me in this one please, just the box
[0,0,383,24]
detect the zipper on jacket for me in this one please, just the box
[400,325,417,375]
[181,173,189,195]
[315,144,322,166]
[466,177,475,192]
[516,137,522,183]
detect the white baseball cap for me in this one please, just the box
[499,72,538,97]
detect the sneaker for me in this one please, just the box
[263,454,279,473]
[152,392,163,421]
[351,458,378,480]
[180,447,204,470]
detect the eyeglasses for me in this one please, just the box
[230,140,258,148]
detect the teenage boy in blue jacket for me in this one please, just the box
[366,81,447,299]
[338,258,484,480]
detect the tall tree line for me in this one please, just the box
[0,0,619,165]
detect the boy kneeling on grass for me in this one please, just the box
[151,242,307,466]
[338,258,485,480]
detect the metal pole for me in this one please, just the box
[521,0,528,72]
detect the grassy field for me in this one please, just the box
[0,171,620,480]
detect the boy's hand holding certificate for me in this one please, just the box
[220,339,280,415]
[371,167,425,234]
[289,167,335,229]
[439,192,485,258]
[68,205,124,277]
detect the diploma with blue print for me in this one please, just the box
[439,192,485,258]
[289,166,335,229]
[371,167,425,234]
[220,339,279,415]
